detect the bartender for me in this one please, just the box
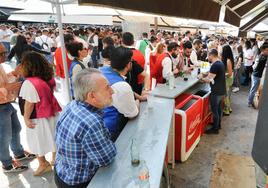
[198,49,226,134]
[151,42,180,84]
[178,41,195,77]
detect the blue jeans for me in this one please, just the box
[210,95,223,130]
[248,75,261,105]
[0,103,24,167]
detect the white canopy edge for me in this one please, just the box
[8,14,113,25]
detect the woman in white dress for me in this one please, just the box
[19,51,61,176]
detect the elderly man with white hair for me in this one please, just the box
[55,68,116,188]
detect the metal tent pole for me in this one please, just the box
[55,0,71,102]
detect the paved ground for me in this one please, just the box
[0,62,264,188]
[169,86,263,188]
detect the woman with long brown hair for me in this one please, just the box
[19,51,61,176]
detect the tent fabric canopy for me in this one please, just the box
[8,14,113,25]
[224,0,264,27]
[79,0,266,28]
[240,8,268,32]
[78,0,221,22]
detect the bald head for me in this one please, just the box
[0,43,7,64]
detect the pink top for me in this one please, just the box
[26,77,62,118]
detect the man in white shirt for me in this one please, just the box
[190,39,202,66]
[162,42,180,80]
[100,46,139,141]
[242,40,254,86]
[0,25,13,53]
[35,29,55,52]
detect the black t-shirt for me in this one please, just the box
[126,61,144,95]
[210,60,226,96]
[253,55,267,78]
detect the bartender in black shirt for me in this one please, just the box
[198,49,226,134]
[248,43,268,108]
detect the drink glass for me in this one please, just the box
[147,95,154,110]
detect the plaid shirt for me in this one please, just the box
[55,100,116,185]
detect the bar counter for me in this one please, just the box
[88,98,175,188]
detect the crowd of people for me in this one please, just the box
[0,22,267,187]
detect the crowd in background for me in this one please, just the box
[0,22,268,187]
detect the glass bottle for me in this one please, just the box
[168,73,175,89]
[131,139,140,167]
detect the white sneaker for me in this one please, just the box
[232,87,240,93]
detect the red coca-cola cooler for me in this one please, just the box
[194,90,213,135]
[174,95,202,162]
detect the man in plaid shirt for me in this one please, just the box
[55,68,116,187]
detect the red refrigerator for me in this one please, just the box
[174,95,202,162]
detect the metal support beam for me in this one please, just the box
[232,0,250,11]
[55,0,71,102]
[240,8,268,31]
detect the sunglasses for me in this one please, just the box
[26,38,31,40]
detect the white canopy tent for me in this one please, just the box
[8,14,113,25]
[7,1,116,25]
[252,22,268,32]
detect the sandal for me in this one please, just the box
[15,151,36,161]
[34,162,52,176]
[3,160,28,173]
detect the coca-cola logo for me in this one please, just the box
[189,114,201,133]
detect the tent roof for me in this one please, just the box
[0,6,21,21]
[79,0,267,28]
[240,8,268,32]
[11,4,118,16]
[8,13,113,25]
[224,0,265,27]
[78,0,221,22]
